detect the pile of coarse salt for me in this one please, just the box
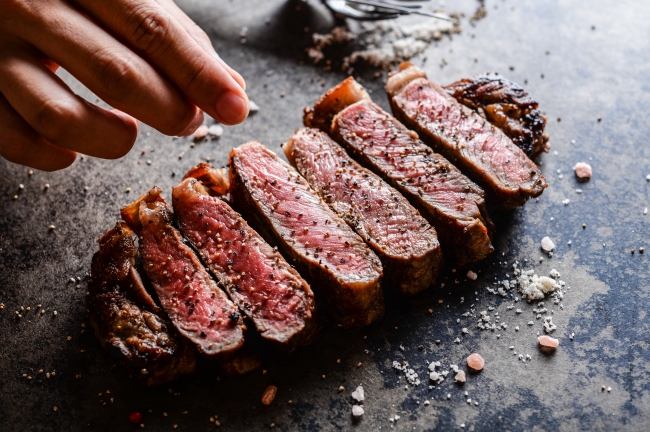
[307,13,459,70]
[517,268,565,303]
[392,361,420,386]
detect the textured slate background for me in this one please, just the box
[1,0,649,430]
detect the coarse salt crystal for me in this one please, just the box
[541,237,556,252]
[208,125,224,139]
[574,162,592,181]
[351,385,365,402]
[467,270,477,280]
[193,125,209,140]
[249,101,260,113]
[352,405,364,417]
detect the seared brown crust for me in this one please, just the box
[444,74,549,158]
[121,187,245,357]
[304,77,371,132]
[285,128,443,295]
[228,142,385,329]
[88,222,196,385]
[172,169,318,349]
[386,63,547,210]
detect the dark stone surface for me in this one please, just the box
[1,0,649,430]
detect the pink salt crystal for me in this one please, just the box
[454,371,466,384]
[193,125,209,140]
[466,353,485,372]
[574,162,592,181]
[538,335,559,353]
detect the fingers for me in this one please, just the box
[0,47,138,159]
[155,0,246,90]
[72,0,249,125]
[15,1,199,136]
[0,94,76,172]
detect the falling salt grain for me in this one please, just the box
[192,125,209,140]
[208,125,224,139]
[249,101,260,113]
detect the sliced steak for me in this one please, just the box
[444,74,549,158]
[88,222,196,385]
[228,142,384,328]
[386,63,547,210]
[172,166,317,349]
[121,187,245,357]
[284,128,442,295]
[305,77,494,267]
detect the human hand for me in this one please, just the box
[0,0,249,171]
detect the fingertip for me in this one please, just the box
[215,92,249,126]
[178,109,204,137]
[34,148,77,172]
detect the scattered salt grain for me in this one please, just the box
[543,316,557,333]
[467,270,477,280]
[454,371,466,383]
[538,335,559,353]
[574,162,592,181]
[352,405,364,417]
[541,237,556,252]
[351,385,365,402]
[466,353,484,372]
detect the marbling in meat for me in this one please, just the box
[228,142,384,328]
[172,166,317,349]
[285,128,443,295]
[121,187,245,357]
[386,63,547,210]
[306,77,494,267]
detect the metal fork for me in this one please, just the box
[324,0,452,21]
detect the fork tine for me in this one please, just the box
[346,0,452,21]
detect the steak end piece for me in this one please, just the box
[304,77,371,132]
[306,77,494,267]
[386,62,547,210]
[88,222,196,385]
[228,141,385,329]
[285,128,443,295]
[172,168,318,349]
[444,74,549,158]
[121,187,245,357]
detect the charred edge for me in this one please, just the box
[183,163,231,196]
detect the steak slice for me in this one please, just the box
[121,187,245,357]
[228,142,385,328]
[172,166,317,349]
[305,77,494,267]
[444,74,549,158]
[386,63,547,210]
[284,128,443,295]
[88,222,196,385]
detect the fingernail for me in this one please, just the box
[178,110,204,136]
[215,93,249,125]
